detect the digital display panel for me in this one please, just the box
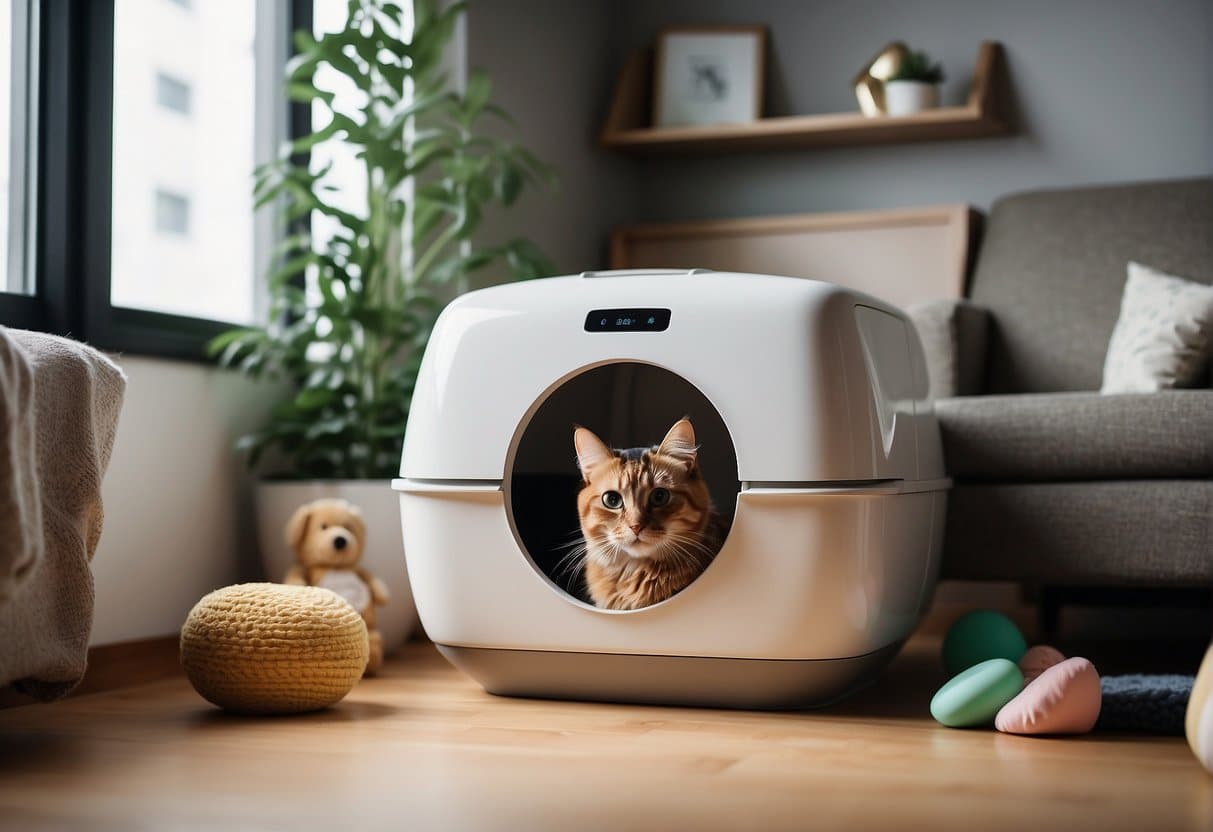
[584,308,671,333]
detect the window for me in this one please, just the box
[0,0,308,358]
[309,0,380,263]
[111,0,260,326]
[0,0,11,291]
[154,72,191,115]
[153,189,189,235]
[0,0,36,304]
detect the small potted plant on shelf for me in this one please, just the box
[209,0,555,652]
[883,49,945,116]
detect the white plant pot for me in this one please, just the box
[884,81,939,116]
[256,479,418,653]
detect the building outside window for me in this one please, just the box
[153,189,189,235]
[0,0,36,299]
[155,72,191,115]
[111,0,257,324]
[0,0,12,294]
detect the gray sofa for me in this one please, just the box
[913,178,1213,590]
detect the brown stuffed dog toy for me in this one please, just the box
[283,498,390,673]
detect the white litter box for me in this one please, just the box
[392,269,948,709]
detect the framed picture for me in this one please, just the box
[652,25,766,128]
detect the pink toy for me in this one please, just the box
[1019,644,1066,682]
[995,657,1102,735]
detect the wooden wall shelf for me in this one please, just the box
[600,41,1010,155]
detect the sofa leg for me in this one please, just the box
[1037,586,1212,641]
[1039,587,1063,638]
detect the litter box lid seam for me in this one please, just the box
[391,477,952,495]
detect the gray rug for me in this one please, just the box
[1098,674,1194,735]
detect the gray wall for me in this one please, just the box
[91,357,278,645]
[465,0,636,276]
[618,0,1212,220]
[470,0,1211,250]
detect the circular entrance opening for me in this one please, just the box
[508,362,739,610]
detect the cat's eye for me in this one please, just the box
[649,488,671,507]
[320,524,328,530]
[601,491,624,510]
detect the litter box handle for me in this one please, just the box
[578,269,713,278]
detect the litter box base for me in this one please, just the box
[436,642,906,710]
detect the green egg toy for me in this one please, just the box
[931,658,1024,728]
[942,609,1028,676]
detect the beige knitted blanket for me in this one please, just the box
[0,327,125,700]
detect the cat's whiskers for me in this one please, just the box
[655,541,692,572]
[553,532,590,550]
[552,542,589,581]
[582,532,626,568]
[670,545,712,580]
[662,528,716,554]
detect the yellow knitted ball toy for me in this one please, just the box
[180,582,369,714]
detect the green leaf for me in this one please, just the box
[513,146,558,186]
[238,352,266,376]
[288,117,343,153]
[495,162,523,206]
[425,247,500,285]
[462,70,491,122]
[286,82,335,107]
[293,29,319,55]
[305,417,352,439]
[406,292,441,314]
[376,3,407,27]
[206,327,257,358]
[268,252,315,287]
[451,197,481,239]
[480,103,514,125]
[294,387,337,411]
[316,36,367,86]
[285,52,321,84]
[505,237,556,280]
[385,89,459,136]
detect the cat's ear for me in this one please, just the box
[574,426,613,480]
[658,418,698,469]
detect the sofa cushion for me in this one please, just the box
[941,480,1213,586]
[906,299,990,399]
[936,390,1213,481]
[1101,261,1213,393]
[969,178,1213,394]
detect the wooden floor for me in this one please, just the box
[0,639,1209,831]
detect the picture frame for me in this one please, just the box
[652,25,766,129]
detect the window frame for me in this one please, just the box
[0,0,313,361]
[0,0,39,328]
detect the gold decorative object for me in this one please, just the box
[852,41,910,117]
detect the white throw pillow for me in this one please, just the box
[1101,261,1213,393]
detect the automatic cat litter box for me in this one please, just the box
[392,269,949,709]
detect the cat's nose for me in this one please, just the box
[629,524,643,536]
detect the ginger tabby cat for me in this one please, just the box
[573,419,728,610]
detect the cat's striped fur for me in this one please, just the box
[572,419,728,610]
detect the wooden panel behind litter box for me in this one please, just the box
[610,205,976,308]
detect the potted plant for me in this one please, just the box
[209,0,554,651]
[883,49,945,116]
